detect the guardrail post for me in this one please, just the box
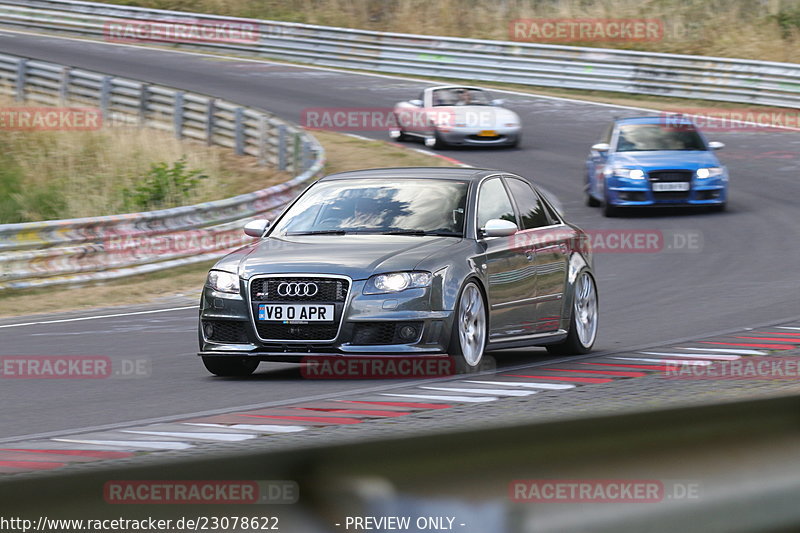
[257,115,268,166]
[234,107,245,156]
[100,75,112,123]
[15,59,28,102]
[205,99,216,145]
[139,83,149,126]
[59,67,70,104]
[278,124,288,171]
[301,140,311,172]
[293,132,301,173]
[173,91,185,140]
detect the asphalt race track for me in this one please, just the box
[1,30,799,442]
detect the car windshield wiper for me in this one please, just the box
[284,230,348,236]
[381,230,462,237]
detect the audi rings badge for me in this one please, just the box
[277,282,319,297]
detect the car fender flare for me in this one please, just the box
[561,253,594,322]
[446,275,490,341]
[567,252,591,286]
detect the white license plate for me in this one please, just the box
[652,182,690,192]
[258,304,334,322]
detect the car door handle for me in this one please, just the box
[525,250,535,261]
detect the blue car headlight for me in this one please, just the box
[207,270,240,294]
[607,167,646,180]
[363,271,432,295]
[696,167,724,179]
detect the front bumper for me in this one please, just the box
[439,127,520,146]
[607,178,727,207]
[198,278,454,360]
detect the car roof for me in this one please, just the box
[426,85,486,92]
[615,115,695,126]
[319,167,502,182]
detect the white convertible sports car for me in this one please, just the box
[391,86,521,149]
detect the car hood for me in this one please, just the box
[214,234,462,280]
[610,150,720,170]
[435,106,519,127]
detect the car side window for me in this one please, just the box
[538,193,562,225]
[505,178,550,229]
[477,178,516,231]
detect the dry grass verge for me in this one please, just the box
[100,0,800,63]
[0,132,458,318]
[0,101,289,223]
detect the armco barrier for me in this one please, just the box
[0,0,799,108]
[3,395,800,532]
[0,51,324,290]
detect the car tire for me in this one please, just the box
[390,129,409,142]
[546,270,598,355]
[424,130,446,150]
[602,199,619,217]
[710,202,727,213]
[448,281,487,373]
[202,356,259,377]
[586,191,601,207]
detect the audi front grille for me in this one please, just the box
[648,170,693,183]
[248,275,351,343]
[250,277,348,302]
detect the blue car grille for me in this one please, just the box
[648,170,693,182]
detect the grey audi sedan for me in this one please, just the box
[198,167,597,376]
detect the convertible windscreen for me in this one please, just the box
[616,124,707,151]
[432,88,492,106]
[273,178,469,236]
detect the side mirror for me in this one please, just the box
[708,141,725,151]
[409,99,423,107]
[491,98,505,106]
[591,143,611,153]
[243,219,270,238]
[482,219,518,238]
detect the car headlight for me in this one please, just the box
[696,167,723,179]
[363,271,432,295]
[207,270,240,294]
[611,167,646,180]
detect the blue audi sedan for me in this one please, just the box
[585,116,728,216]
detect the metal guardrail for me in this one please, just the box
[0,52,324,290]
[0,0,799,109]
[3,395,800,532]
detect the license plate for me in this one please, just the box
[652,182,690,192]
[477,130,497,137]
[258,304,334,322]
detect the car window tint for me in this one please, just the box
[539,193,562,225]
[272,178,468,235]
[477,178,516,230]
[615,123,706,151]
[505,178,550,229]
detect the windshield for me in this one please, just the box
[271,178,468,236]
[615,123,707,151]
[432,88,492,106]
